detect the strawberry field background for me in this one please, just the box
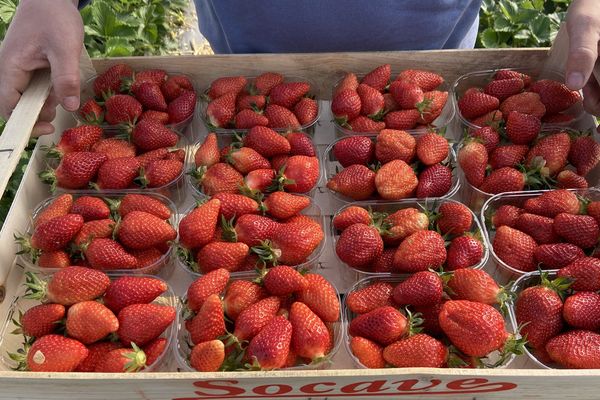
[0,0,575,222]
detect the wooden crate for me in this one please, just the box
[0,49,597,400]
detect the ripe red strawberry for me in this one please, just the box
[392,230,447,273]
[389,80,424,109]
[256,218,323,265]
[492,205,523,228]
[333,206,371,232]
[458,140,488,187]
[534,243,585,269]
[19,303,65,337]
[246,315,292,370]
[530,79,581,114]
[569,135,600,176]
[439,300,510,357]
[350,336,385,368]
[233,296,281,341]
[237,94,266,111]
[117,303,175,346]
[206,91,236,127]
[143,337,167,366]
[104,94,143,125]
[384,109,420,130]
[446,235,484,270]
[346,282,394,314]
[546,330,600,368]
[265,104,301,129]
[333,136,374,167]
[557,170,589,189]
[132,81,167,111]
[51,125,103,157]
[39,152,107,190]
[130,247,164,268]
[458,91,499,119]
[334,72,360,96]
[349,306,407,346]
[362,64,391,91]
[384,207,429,244]
[131,119,178,152]
[71,196,109,221]
[91,138,136,160]
[93,64,133,97]
[186,269,230,313]
[133,69,166,86]
[75,341,123,372]
[493,225,537,272]
[375,159,418,200]
[96,157,140,189]
[208,76,247,99]
[506,111,541,145]
[336,223,383,268]
[263,192,309,219]
[563,292,600,330]
[327,164,376,200]
[525,131,570,176]
[470,109,503,128]
[25,334,88,372]
[139,159,182,188]
[393,271,443,306]
[34,194,73,228]
[500,92,546,118]
[38,250,71,269]
[66,300,119,344]
[447,269,505,305]
[196,242,249,273]
[479,167,526,194]
[195,133,220,168]
[470,126,500,153]
[516,273,569,349]
[558,257,600,291]
[187,294,225,345]
[30,214,83,252]
[383,333,447,368]
[293,97,318,125]
[227,147,270,175]
[277,155,319,194]
[115,194,171,220]
[383,93,399,112]
[285,132,315,156]
[234,109,269,129]
[190,340,225,372]
[179,199,221,250]
[524,189,580,217]
[211,192,258,220]
[515,213,559,244]
[117,210,176,250]
[103,276,167,313]
[494,69,532,86]
[588,201,600,224]
[289,302,330,360]
[269,82,310,108]
[83,238,138,270]
[375,129,416,164]
[414,301,445,337]
[76,220,115,250]
[168,90,196,124]
[415,132,448,165]
[396,69,443,91]
[436,201,472,236]
[554,213,599,248]
[262,266,308,296]
[484,77,524,101]
[244,126,291,158]
[232,214,278,246]
[346,115,385,132]
[296,274,340,322]
[94,346,147,372]
[223,280,267,321]
[242,168,274,192]
[331,89,362,125]
[161,75,194,102]
[358,83,386,117]
[198,163,243,195]
[135,148,169,168]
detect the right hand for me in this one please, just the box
[0,0,84,136]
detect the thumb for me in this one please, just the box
[47,45,82,112]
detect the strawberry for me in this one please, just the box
[66,300,119,344]
[25,334,88,372]
[244,126,291,158]
[346,115,385,132]
[132,81,167,111]
[114,194,171,220]
[375,159,418,200]
[515,213,559,244]
[494,70,532,86]
[187,294,225,345]
[416,131,448,165]
[333,136,374,168]
[103,276,167,313]
[554,213,599,248]
[458,140,488,187]
[199,163,244,195]
[262,266,308,296]
[73,218,114,247]
[104,94,143,125]
[418,90,448,117]
[91,138,136,160]
[383,333,447,368]
[333,206,371,232]
[392,271,443,306]
[187,269,230,312]
[436,202,473,236]
[256,218,324,265]
[269,82,310,108]
[117,303,175,346]
[362,64,391,91]
[349,306,407,346]
[83,238,138,270]
[237,94,266,111]
[471,126,500,153]
[190,340,225,372]
[116,210,176,249]
[479,167,526,194]
[569,135,600,176]
[334,72,360,96]
[39,152,107,191]
[530,79,581,114]
[265,104,301,129]
[383,207,429,244]
[71,196,110,221]
[50,125,103,157]
[277,155,320,193]
[135,148,170,168]
[143,337,167,366]
[392,230,447,273]
[270,155,289,172]
[195,133,220,168]
[516,273,568,349]
[414,301,445,337]
[38,250,71,269]
[558,257,600,291]
[484,77,524,101]
[34,194,73,228]
[336,223,383,268]
[383,93,399,112]
[19,303,65,338]
[196,242,249,273]
[505,111,541,145]
[350,336,385,368]
[526,131,570,176]
[211,192,259,220]
[133,69,166,86]
[296,274,340,322]
[234,296,281,341]
[131,247,164,268]
[246,316,292,370]
[500,92,546,118]
[30,214,83,252]
[96,157,140,190]
[458,91,499,119]
[384,109,420,130]
[588,201,600,224]
[492,205,523,228]
[446,235,484,270]
[285,132,315,156]
[167,90,196,124]
[327,164,376,200]
[263,192,310,219]
[416,164,452,198]
[524,189,580,217]
[179,199,221,250]
[447,269,505,305]
[440,300,511,357]
[131,119,178,152]
[224,280,267,321]
[546,330,600,368]
[161,75,194,102]
[557,170,589,189]
[289,302,330,360]
[375,129,416,164]
[75,341,123,372]
[493,225,537,272]
[331,89,362,125]
[389,80,423,109]
[293,97,318,125]
[208,76,247,99]
[93,64,133,97]
[346,282,394,314]
[396,69,443,91]
[24,267,110,306]
[140,159,183,188]
[357,83,385,117]
[534,243,585,269]
[470,109,503,128]
[94,346,147,372]
[234,109,269,129]
[232,214,278,246]
[243,168,275,192]
[206,92,236,127]
[563,292,600,330]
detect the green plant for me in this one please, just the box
[477,0,571,48]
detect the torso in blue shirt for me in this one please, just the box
[194,0,482,53]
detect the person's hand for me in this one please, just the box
[565,0,600,118]
[0,0,83,136]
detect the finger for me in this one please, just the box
[0,86,21,120]
[566,7,600,90]
[583,74,600,116]
[32,121,55,137]
[47,46,82,112]
[37,90,59,123]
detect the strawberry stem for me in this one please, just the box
[22,272,48,302]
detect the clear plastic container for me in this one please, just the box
[175,197,326,279]
[175,272,343,372]
[187,132,322,199]
[332,199,489,276]
[481,188,600,276]
[74,74,196,135]
[16,192,178,276]
[0,273,179,372]
[345,275,516,369]
[198,75,320,136]
[322,133,460,203]
[451,68,587,133]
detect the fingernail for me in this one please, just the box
[63,96,80,111]
[567,72,584,89]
